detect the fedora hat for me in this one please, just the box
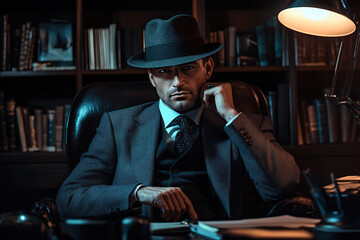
[127,14,223,68]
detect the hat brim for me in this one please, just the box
[127,43,223,68]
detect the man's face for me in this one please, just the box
[148,58,214,113]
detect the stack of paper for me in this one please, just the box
[190,215,320,240]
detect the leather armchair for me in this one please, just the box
[32,80,318,228]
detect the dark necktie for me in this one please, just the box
[173,115,197,155]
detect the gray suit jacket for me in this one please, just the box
[56,101,300,220]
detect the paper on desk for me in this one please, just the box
[323,175,360,195]
[197,215,321,232]
[150,221,190,233]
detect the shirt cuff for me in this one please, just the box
[225,112,242,127]
[129,184,145,209]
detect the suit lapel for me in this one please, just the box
[201,108,232,217]
[130,102,160,186]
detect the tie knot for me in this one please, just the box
[174,115,196,130]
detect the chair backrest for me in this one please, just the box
[65,81,269,172]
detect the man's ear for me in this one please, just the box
[205,57,214,80]
[148,69,156,87]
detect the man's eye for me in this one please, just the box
[183,65,194,71]
[158,68,170,73]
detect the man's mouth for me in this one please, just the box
[171,91,190,98]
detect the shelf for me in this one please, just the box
[215,66,286,73]
[0,70,77,77]
[81,69,147,75]
[0,152,66,164]
[295,65,336,72]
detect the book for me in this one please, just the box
[300,100,312,145]
[0,91,8,151]
[313,98,329,144]
[55,105,64,151]
[324,90,340,143]
[1,15,10,71]
[15,106,27,152]
[87,28,95,70]
[235,31,258,66]
[226,26,236,67]
[276,83,290,145]
[265,17,275,66]
[28,114,39,151]
[21,107,31,149]
[41,112,48,151]
[255,25,269,67]
[307,104,319,144]
[339,104,353,143]
[34,108,43,150]
[217,30,225,66]
[47,110,56,152]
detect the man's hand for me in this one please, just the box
[201,82,238,122]
[136,186,198,222]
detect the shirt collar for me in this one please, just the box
[159,99,203,128]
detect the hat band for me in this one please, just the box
[145,38,205,62]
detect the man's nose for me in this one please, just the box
[172,69,184,87]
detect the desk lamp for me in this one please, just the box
[279,0,360,123]
[279,0,360,238]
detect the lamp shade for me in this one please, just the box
[278,0,356,37]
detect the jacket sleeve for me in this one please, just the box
[56,113,137,220]
[224,112,300,201]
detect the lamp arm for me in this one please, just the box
[344,97,360,124]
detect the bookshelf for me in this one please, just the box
[1,0,360,212]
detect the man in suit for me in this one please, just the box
[56,14,300,222]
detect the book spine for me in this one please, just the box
[324,90,339,143]
[2,15,9,71]
[21,107,31,148]
[5,99,17,151]
[34,108,43,150]
[0,91,8,151]
[55,105,64,151]
[217,30,225,66]
[313,98,329,144]
[47,110,55,152]
[27,26,36,70]
[15,106,27,152]
[87,28,95,70]
[300,100,312,145]
[307,104,319,144]
[339,104,352,143]
[42,112,48,151]
[28,114,39,151]
[265,91,277,137]
[255,25,269,67]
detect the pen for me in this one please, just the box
[330,172,343,214]
[302,168,329,216]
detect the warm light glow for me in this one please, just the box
[278,7,356,37]
[301,7,330,20]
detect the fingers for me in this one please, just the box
[201,82,217,108]
[178,190,198,220]
[164,188,191,221]
[140,186,196,221]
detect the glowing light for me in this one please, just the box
[19,215,26,221]
[301,7,330,20]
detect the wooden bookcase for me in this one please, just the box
[1,0,360,212]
